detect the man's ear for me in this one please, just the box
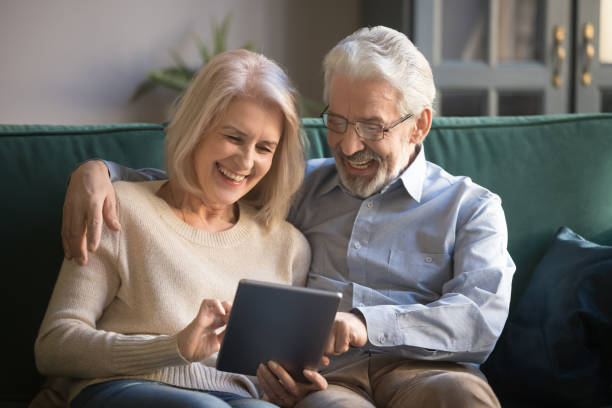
[410,108,432,145]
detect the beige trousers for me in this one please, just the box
[295,355,501,408]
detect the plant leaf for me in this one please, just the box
[194,34,212,65]
[213,13,231,56]
[147,69,193,92]
[168,49,192,76]
[242,41,256,52]
[131,79,158,101]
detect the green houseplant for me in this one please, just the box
[131,14,324,117]
[132,15,254,101]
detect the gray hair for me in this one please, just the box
[323,26,435,116]
[164,49,303,227]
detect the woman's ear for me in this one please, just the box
[410,108,432,145]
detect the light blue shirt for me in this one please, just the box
[106,145,514,365]
[287,146,515,365]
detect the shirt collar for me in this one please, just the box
[398,145,426,202]
[316,145,426,202]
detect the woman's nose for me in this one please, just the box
[237,145,255,170]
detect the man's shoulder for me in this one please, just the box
[305,158,336,177]
[302,158,338,190]
[424,160,500,204]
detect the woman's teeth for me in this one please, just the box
[218,165,245,182]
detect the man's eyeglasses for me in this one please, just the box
[320,106,413,142]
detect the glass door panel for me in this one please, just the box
[498,90,543,115]
[415,0,570,115]
[575,0,612,112]
[602,89,612,112]
[442,0,488,62]
[440,89,488,116]
[498,0,544,62]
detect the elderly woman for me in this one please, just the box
[34,49,310,408]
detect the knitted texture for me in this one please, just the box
[35,180,310,401]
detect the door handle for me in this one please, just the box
[582,23,595,85]
[553,26,566,87]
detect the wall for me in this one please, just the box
[0,0,360,124]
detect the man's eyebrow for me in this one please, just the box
[327,110,384,124]
[358,115,384,123]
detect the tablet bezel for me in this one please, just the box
[216,279,342,381]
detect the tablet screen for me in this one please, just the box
[216,279,342,381]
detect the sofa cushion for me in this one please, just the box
[483,226,612,406]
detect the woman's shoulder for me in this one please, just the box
[112,180,167,221]
[112,180,164,199]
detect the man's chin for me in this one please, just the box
[338,172,386,198]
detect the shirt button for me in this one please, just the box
[354,242,361,249]
[379,334,386,344]
[367,201,373,208]
[358,303,365,307]
[425,256,433,263]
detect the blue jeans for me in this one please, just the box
[71,379,278,408]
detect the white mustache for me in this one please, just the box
[336,146,382,164]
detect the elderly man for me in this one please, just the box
[62,26,514,408]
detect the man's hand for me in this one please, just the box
[325,312,368,356]
[257,361,327,407]
[62,160,120,265]
[177,299,231,362]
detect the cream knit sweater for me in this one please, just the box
[35,180,311,402]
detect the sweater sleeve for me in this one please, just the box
[289,228,311,288]
[34,200,187,379]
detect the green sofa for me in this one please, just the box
[2,114,611,407]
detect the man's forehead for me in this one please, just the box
[329,75,401,118]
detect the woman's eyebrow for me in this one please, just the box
[221,126,278,146]
[220,125,248,136]
[260,140,278,147]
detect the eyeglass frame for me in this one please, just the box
[320,105,414,142]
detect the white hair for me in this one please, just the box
[323,26,435,116]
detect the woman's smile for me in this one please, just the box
[216,163,249,184]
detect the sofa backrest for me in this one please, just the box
[2,113,612,404]
[0,124,165,404]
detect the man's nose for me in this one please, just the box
[340,125,366,157]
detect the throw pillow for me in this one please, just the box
[483,226,612,407]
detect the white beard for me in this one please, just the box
[334,143,411,198]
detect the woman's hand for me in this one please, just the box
[62,160,120,265]
[257,361,327,407]
[177,299,232,362]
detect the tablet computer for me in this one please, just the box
[216,279,342,381]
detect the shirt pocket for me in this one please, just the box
[387,249,452,299]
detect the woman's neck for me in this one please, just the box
[157,181,238,232]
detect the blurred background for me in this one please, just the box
[1,0,611,124]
